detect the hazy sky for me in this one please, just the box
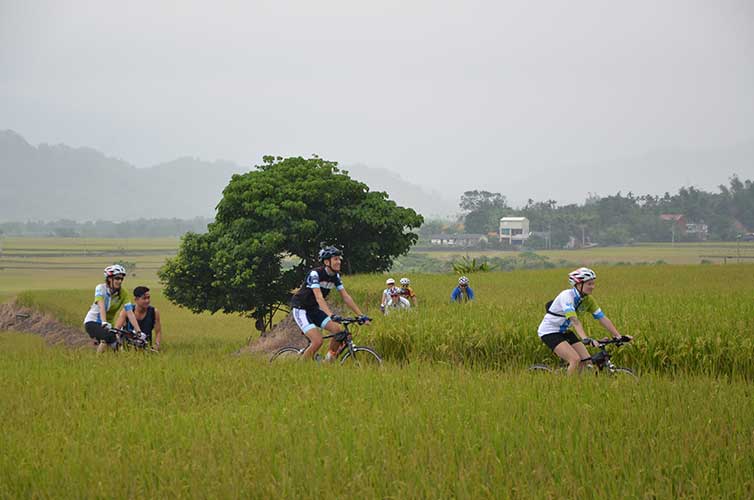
[2,0,753,206]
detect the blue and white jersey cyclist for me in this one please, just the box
[537,267,631,375]
[83,264,140,352]
[290,246,370,361]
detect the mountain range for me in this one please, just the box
[0,130,455,222]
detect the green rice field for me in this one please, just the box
[1,237,753,497]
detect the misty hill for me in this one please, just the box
[0,130,454,222]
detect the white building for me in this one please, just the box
[499,217,530,245]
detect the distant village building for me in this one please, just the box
[685,222,709,240]
[499,217,530,246]
[429,234,487,247]
[659,214,709,241]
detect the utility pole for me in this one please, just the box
[737,234,742,263]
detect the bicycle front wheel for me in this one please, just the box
[340,346,383,367]
[609,366,638,379]
[269,346,303,363]
[528,364,554,373]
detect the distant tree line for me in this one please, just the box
[420,176,754,246]
[0,217,211,238]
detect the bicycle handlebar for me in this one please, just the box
[597,336,632,347]
[330,316,371,325]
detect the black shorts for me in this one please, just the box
[84,321,116,344]
[292,308,330,334]
[540,331,580,351]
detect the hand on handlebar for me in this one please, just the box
[102,322,112,330]
[357,315,371,324]
[582,337,600,348]
[330,315,343,323]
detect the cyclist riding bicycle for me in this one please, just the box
[83,265,140,353]
[537,267,631,375]
[399,277,418,307]
[450,276,474,302]
[290,246,370,361]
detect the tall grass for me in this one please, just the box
[14,265,754,377]
[0,333,752,498]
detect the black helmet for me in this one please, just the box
[319,245,342,262]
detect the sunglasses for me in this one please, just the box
[113,276,125,281]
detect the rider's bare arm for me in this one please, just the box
[114,309,127,329]
[153,308,162,349]
[569,316,599,347]
[339,288,367,321]
[125,309,140,332]
[598,316,625,339]
[312,287,334,317]
[97,299,108,325]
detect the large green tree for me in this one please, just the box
[159,156,423,331]
[459,190,510,234]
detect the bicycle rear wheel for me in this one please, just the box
[269,346,303,363]
[339,346,383,366]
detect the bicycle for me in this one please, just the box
[529,336,636,378]
[107,327,159,353]
[270,316,382,366]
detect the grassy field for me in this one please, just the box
[1,239,753,497]
[1,333,752,498]
[419,241,754,265]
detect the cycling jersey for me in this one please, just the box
[290,267,344,311]
[83,284,131,324]
[451,286,474,302]
[400,286,416,300]
[537,287,604,337]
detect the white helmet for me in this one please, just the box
[400,277,410,286]
[386,278,396,286]
[458,276,469,286]
[568,267,596,286]
[104,264,126,279]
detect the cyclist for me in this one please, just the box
[83,265,139,353]
[399,277,418,307]
[290,246,370,361]
[450,276,474,302]
[380,278,397,313]
[115,286,163,351]
[537,267,630,375]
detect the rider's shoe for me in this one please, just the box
[96,341,108,354]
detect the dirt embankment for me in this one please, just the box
[238,305,351,356]
[1,300,346,354]
[0,301,92,348]
[237,314,307,355]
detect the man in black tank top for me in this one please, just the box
[115,286,163,350]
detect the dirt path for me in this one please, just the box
[0,301,92,348]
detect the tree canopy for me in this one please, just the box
[159,156,423,331]
[459,190,510,234]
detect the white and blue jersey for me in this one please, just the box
[83,284,130,324]
[537,288,604,336]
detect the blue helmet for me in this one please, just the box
[319,246,342,262]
